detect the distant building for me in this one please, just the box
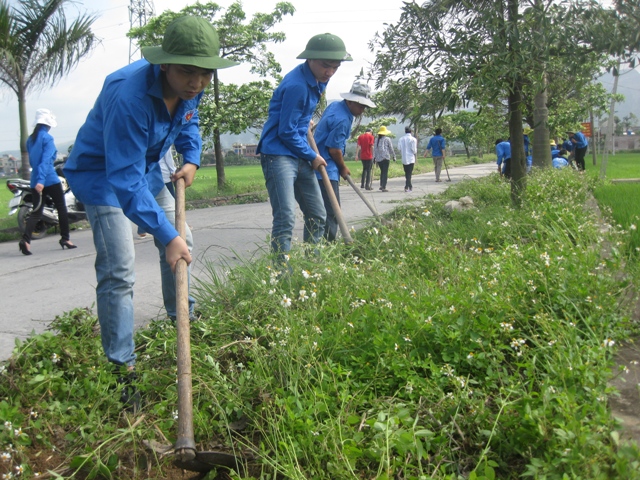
[0,154,19,176]
[232,143,259,157]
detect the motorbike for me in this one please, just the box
[6,159,86,240]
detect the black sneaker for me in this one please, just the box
[117,372,141,413]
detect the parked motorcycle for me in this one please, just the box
[5,160,86,240]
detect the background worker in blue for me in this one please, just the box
[495,138,512,178]
[257,33,352,262]
[523,127,532,173]
[425,128,446,182]
[63,16,238,408]
[313,80,376,241]
[567,129,588,171]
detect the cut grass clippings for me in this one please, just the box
[1,168,639,479]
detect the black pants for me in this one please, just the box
[377,160,390,189]
[502,158,512,179]
[403,163,414,189]
[23,182,70,243]
[318,179,340,242]
[574,146,587,171]
[360,159,373,189]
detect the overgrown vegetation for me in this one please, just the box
[1,168,639,479]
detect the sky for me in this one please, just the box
[0,0,406,153]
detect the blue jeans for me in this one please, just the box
[318,179,340,242]
[154,186,195,318]
[261,154,326,260]
[85,204,136,366]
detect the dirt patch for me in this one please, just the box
[609,340,640,444]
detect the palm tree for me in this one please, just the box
[0,0,97,179]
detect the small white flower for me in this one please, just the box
[172,410,179,420]
[630,224,637,231]
[603,338,615,348]
[13,428,22,437]
[302,270,311,279]
[422,209,431,216]
[449,305,456,313]
[467,352,474,360]
[51,353,60,364]
[0,452,11,461]
[394,343,399,351]
[404,336,411,342]
[280,295,292,308]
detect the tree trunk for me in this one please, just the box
[509,82,527,207]
[212,70,226,189]
[18,87,30,180]
[600,59,620,179]
[532,74,551,169]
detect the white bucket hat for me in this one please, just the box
[340,80,376,108]
[34,108,57,128]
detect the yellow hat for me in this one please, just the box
[523,127,533,135]
[377,126,391,136]
[550,140,556,146]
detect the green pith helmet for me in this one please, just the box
[297,33,353,61]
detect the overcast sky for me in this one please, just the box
[0,0,406,153]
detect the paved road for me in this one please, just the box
[0,162,496,361]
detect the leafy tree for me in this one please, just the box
[370,0,614,204]
[369,77,449,144]
[446,108,506,159]
[129,1,294,188]
[371,0,534,204]
[0,0,97,179]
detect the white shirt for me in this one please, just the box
[398,133,417,165]
[159,147,177,183]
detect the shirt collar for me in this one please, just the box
[148,64,164,100]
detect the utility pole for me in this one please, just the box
[128,0,155,64]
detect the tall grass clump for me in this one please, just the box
[1,169,639,479]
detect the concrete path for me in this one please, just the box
[0,162,496,361]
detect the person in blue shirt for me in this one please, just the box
[257,33,352,263]
[425,128,446,182]
[552,149,570,169]
[495,139,512,178]
[523,128,532,173]
[551,140,560,159]
[567,130,588,171]
[314,80,375,241]
[19,109,77,255]
[63,16,237,409]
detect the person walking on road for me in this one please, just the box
[373,126,395,192]
[426,128,446,182]
[314,80,376,241]
[63,16,238,410]
[19,109,77,255]
[356,128,374,190]
[257,33,352,262]
[398,126,417,192]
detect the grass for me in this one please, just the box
[1,167,639,479]
[590,152,640,255]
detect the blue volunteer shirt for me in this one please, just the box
[562,139,573,152]
[553,157,569,169]
[257,61,328,161]
[313,100,353,182]
[426,135,446,157]
[496,141,511,166]
[64,60,202,246]
[572,132,588,149]
[27,129,59,188]
[523,134,530,156]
